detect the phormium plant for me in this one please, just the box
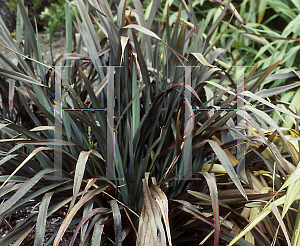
[0,0,300,245]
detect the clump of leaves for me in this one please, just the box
[1,0,300,245]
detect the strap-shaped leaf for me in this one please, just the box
[0,168,54,216]
[200,172,220,246]
[69,150,93,211]
[53,186,108,246]
[0,68,44,86]
[208,140,247,200]
[34,192,54,246]
[110,200,122,246]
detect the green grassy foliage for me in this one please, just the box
[0,0,300,245]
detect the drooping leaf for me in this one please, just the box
[208,140,247,200]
